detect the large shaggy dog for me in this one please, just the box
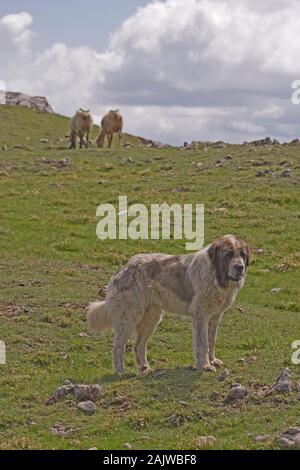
[87,235,250,374]
[95,110,123,148]
[69,109,93,149]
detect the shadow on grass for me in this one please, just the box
[99,366,202,401]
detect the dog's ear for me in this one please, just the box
[208,241,218,267]
[244,243,251,267]
[208,240,228,288]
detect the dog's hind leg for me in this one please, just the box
[112,320,135,374]
[134,307,162,373]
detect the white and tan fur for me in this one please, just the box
[95,110,123,148]
[87,235,250,374]
[69,109,93,149]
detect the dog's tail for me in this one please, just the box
[86,301,112,333]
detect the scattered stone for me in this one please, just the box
[89,447,98,451]
[278,427,300,449]
[224,384,248,404]
[98,179,108,184]
[55,158,69,169]
[214,207,228,213]
[77,401,96,415]
[254,435,270,443]
[247,356,257,364]
[124,443,132,450]
[265,368,293,395]
[256,169,275,177]
[103,163,114,171]
[47,383,102,405]
[218,369,230,382]
[195,436,216,448]
[78,332,90,337]
[127,157,134,164]
[280,169,292,177]
[238,358,246,364]
[50,422,78,437]
[271,288,284,293]
[40,138,49,144]
[171,187,189,193]
[14,144,24,149]
[250,160,270,167]
[1,145,8,151]
[256,248,264,254]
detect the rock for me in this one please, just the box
[50,422,78,436]
[278,437,295,448]
[224,384,248,404]
[78,401,96,415]
[281,169,292,177]
[103,163,114,171]
[271,288,283,293]
[127,157,135,164]
[265,368,293,395]
[89,447,98,451]
[55,158,69,169]
[124,443,132,450]
[195,436,216,448]
[1,145,8,151]
[218,369,230,382]
[247,356,257,364]
[14,144,24,149]
[256,249,264,254]
[214,207,228,213]
[5,91,54,113]
[254,435,270,443]
[47,383,102,405]
[278,427,300,449]
[251,160,270,167]
[40,139,49,144]
[78,332,89,337]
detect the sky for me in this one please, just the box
[1,0,300,145]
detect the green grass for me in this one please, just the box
[0,105,299,450]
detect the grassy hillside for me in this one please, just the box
[0,105,299,450]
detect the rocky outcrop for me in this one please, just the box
[4,92,54,113]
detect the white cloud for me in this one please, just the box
[1,2,300,144]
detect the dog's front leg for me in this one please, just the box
[208,314,224,368]
[193,314,216,372]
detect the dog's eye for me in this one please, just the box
[225,250,234,257]
[240,250,246,258]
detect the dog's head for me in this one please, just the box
[208,235,250,288]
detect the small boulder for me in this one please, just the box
[224,384,248,404]
[218,369,230,382]
[78,401,96,415]
[195,436,216,448]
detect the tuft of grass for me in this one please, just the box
[0,106,299,449]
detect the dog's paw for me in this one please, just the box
[139,365,151,374]
[199,364,217,373]
[211,358,224,368]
